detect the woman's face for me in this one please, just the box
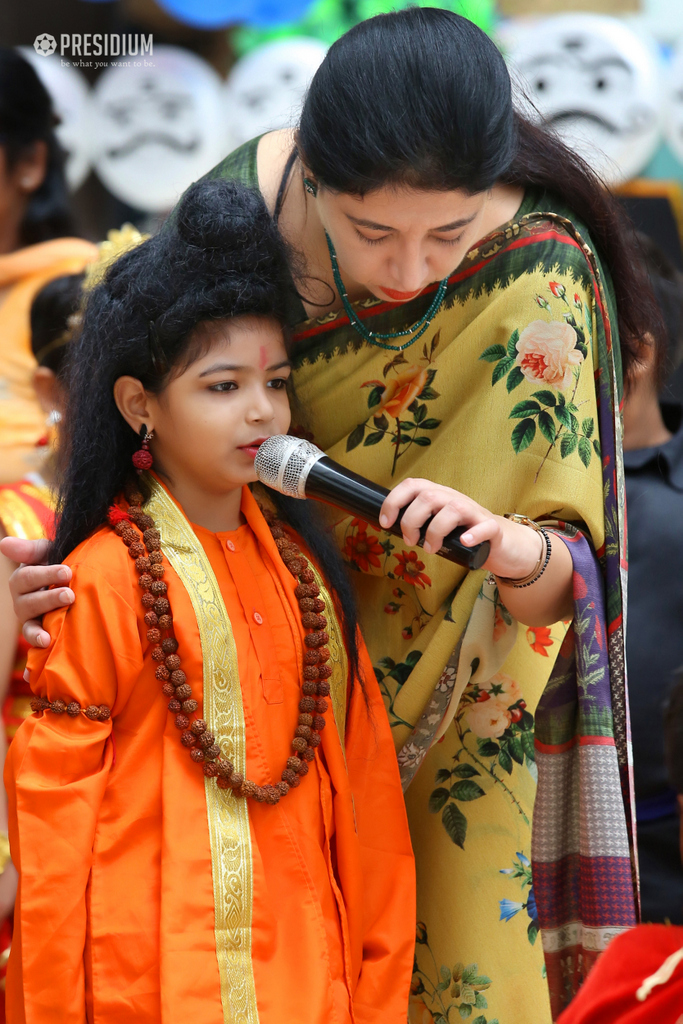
[143,316,292,497]
[315,184,487,302]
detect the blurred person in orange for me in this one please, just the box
[0,272,84,1016]
[0,49,95,484]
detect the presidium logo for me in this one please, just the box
[33,34,57,57]
[32,32,153,67]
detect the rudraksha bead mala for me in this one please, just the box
[101,489,330,805]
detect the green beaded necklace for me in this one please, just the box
[324,231,449,353]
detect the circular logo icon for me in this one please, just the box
[33,34,57,58]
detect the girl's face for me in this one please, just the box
[141,316,292,498]
[315,184,487,302]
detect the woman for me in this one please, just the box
[5,9,651,1020]
[0,48,96,484]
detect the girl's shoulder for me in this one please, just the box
[63,522,140,612]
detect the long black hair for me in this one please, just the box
[53,178,361,680]
[0,48,74,245]
[297,7,656,382]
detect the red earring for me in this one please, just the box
[132,425,154,473]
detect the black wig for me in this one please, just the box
[53,178,362,681]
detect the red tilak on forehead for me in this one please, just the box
[259,345,268,370]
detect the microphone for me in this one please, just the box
[254,435,490,571]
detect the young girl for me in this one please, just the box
[5,180,415,1024]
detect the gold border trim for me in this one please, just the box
[146,480,259,1024]
[0,486,50,540]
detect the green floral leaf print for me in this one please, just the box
[593,438,601,458]
[450,780,486,801]
[473,1017,488,1024]
[511,418,536,453]
[582,417,594,438]
[347,422,365,451]
[459,1004,473,1018]
[452,764,481,778]
[441,966,452,987]
[508,737,524,765]
[480,344,507,362]
[436,768,453,783]
[452,963,465,982]
[472,975,493,990]
[578,436,592,468]
[532,389,556,407]
[461,984,475,1004]
[420,418,441,429]
[363,431,385,446]
[429,788,450,813]
[506,366,525,392]
[509,399,541,418]
[373,412,389,431]
[521,730,536,761]
[538,411,557,444]
[492,356,515,385]
[506,328,520,357]
[498,748,513,774]
[367,386,383,408]
[442,801,468,848]
[555,403,573,430]
[478,739,500,757]
[560,432,578,458]
[413,436,431,446]
[474,993,488,1009]
[418,386,440,401]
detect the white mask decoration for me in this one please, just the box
[91,46,228,213]
[225,38,327,147]
[664,42,683,165]
[19,47,91,192]
[502,14,662,185]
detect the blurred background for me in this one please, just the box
[2,0,683,263]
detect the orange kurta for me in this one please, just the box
[5,481,415,1024]
[0,238,97,483]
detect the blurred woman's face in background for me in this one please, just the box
[0,140,47,254]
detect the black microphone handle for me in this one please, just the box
[305,456,490,571]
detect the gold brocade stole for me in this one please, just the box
[145,480,348,1023]
[146,481,259,1024]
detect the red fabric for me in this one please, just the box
[558,925,683,1023]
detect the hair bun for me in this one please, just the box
[175,178,271,252]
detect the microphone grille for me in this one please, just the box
[254,435,324,498]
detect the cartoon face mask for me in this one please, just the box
[502,13,662,185]
[225,38,327,146]
[92,45,228,212]
[664,42,683,165]
[20,48,91,192]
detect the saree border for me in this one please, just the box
[146,480,259,1024]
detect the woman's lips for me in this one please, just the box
[380,286,423,301]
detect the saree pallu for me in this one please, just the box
[289,201,636,1022]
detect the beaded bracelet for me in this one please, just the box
[495,515,552,589]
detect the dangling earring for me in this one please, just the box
[303,177,318,197]
[132,424,154,473]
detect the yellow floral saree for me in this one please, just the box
[210,143,637,1022]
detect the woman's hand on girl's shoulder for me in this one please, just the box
[379,478,542,581]
[0,537,73,650]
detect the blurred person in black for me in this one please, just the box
[623,234,683,923]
